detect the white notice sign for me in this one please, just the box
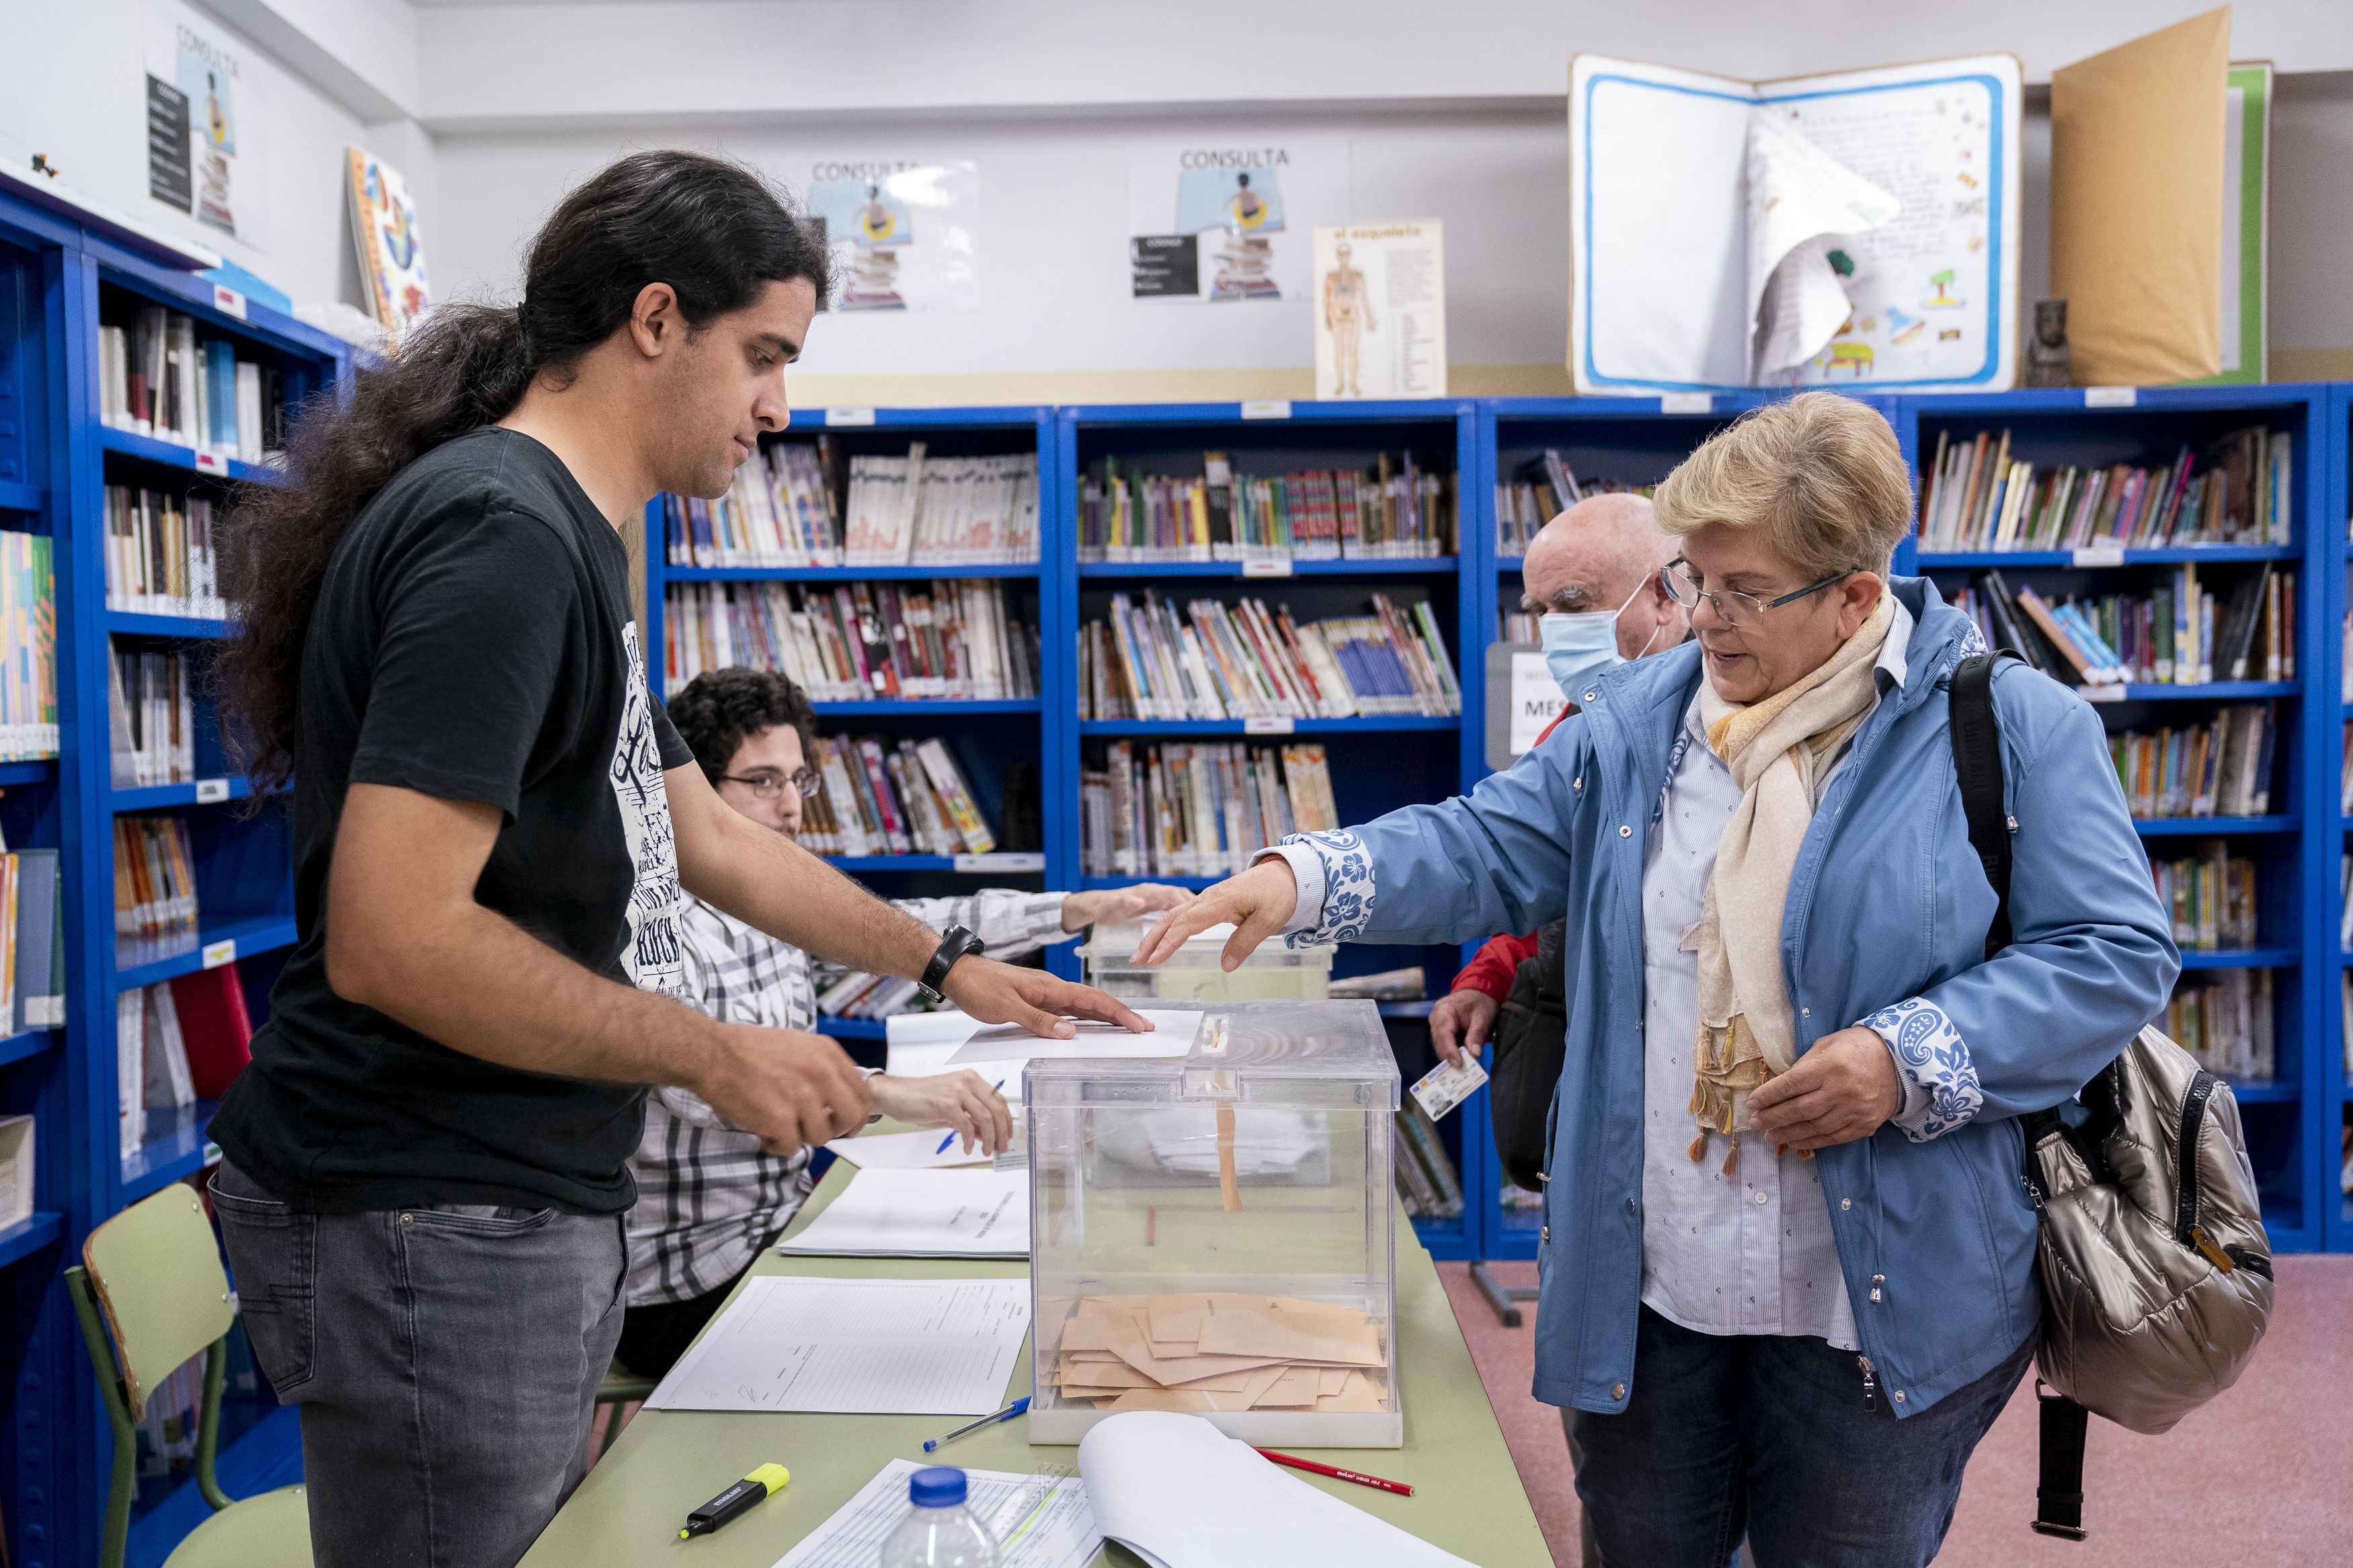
[1508,651,1566,756]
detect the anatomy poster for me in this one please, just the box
[1314,222,1447,399]
[806,160,980,311]
[144,2,268,246]
[1128,138,1349,304]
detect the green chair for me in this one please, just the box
[594,1360,655,1456]
[65,1184,313,1568]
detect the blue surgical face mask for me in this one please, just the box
[1539,577,1661,698]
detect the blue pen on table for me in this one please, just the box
[936,1080,1008,1155]
[923,1396,1029,1452]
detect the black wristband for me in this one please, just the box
[920,925,985,1001]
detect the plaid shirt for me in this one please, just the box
[624,889,1070,1305]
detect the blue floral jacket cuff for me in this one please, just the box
[1859,996,1984,1142]
[1252,831,1373,945]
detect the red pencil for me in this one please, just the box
[1252,1448,1413,1497]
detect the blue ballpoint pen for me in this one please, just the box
[936,1080,1008,1155]
[924,1396,1030,1452]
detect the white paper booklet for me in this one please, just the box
[778,1166,1030,1257]
[645,1276,1030,1415]
[824,1126,994,1170]
[773,1458,1099,1568]
[946,1010,1204,1067]
[1568,52,2021,394]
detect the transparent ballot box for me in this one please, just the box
[1078,920,1334,1003]
[1025,1001,1401,1446]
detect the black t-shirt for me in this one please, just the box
[210,427,695,1214]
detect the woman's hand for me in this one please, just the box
[1060,884,1193,934]
[1429,989,1500,1066]
[867,1070,1014,1156]
[1131,858,1299,971]
[1746,1027,1901,1150]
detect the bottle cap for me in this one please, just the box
[910,1466,967,1507]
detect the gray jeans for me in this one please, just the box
[210,1160,627,1568]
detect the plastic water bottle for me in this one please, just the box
[879,1467,999,1568]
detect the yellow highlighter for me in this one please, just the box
[680,1462,789,1539]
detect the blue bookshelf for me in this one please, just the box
[2327,383,2353,1254]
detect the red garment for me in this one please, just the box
[1446,706,1574,1003]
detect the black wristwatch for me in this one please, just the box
[919,925,986,1001]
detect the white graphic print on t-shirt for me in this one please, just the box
[610,623,685,999]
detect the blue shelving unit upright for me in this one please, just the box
[2325,382,2353,1253]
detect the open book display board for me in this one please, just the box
[1568,52,2023,395]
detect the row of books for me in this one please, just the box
[1950,567,2291,688]
[815,968,936,1022]
[0,531,57,761]
[105,486,227,620]
[664,580,1040,702]
[2167,969,2274,1083]
[1080,741,1341,879]
[660,441,1042,568]
[114,964,253,1157]
[2150,843,2259,952]
[1916,425,2292,552]
[0,835,62,1034]
[1494,452,1654,556]
[2337,856,2353,951]
[800,735,998,859]
[1392,1102,1464,1221]
[114,815,198,954]
[1078,453,1454,563]
[97,310,286,463]
[109,646,196,788]
[2112,707,2275,821]
[127,1321,264,1492]
[1078,592,1461,721]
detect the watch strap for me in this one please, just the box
[920,925,985,1000]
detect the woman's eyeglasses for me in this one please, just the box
[721,768,822,800]
[1659,558,1857,629]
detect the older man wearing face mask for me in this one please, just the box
[1429,493,1688,1065]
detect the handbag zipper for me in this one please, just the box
[1858,1355,1879,1412]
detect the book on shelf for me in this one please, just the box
[664,579,1038,702]
[0,530,57,761]
[115,964,255,1155]
[1079,591,1460,721]
[97,310,284,462]
[1916,424,2292,552]
[169,965,254,1100]
[112,816,198,954]
[2164,970,2273,1083]
[1392,1104,1464,1221]
[813,966,937,1022]
[1494,454,1655,557]
[1081,741,1339,879]
[9,848,62,1032]
[662,442,1041,569]
[797,734,1000,859]
[104,485,227,619]
[2112,706,2274,820]
[1950,566,2290,688]
[1079,451,1453,563]
[2148,842,2257,953]
[0,1114,30,1228]
[109,645,196,788]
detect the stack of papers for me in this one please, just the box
[945,1010,1203,1067]
[778,1166,1029,1257]
[1046,1293,1388,1413]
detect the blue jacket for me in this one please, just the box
[1313,578,2176,1416]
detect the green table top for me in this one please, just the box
[522,1141,1548,1567]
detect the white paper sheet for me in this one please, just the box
[645,1277,1031,1415]
[1743,110,1899,376]
[778,1166,1031,1257]
[947,1012,1203,1067]
[825,1126,996,1171]
[1078,1411,1472,1567]
[772,1458,1100,1568]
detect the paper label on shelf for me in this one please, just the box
[2084,386,2138,407]
[193,451,227,474]
[953,852,1046,873]
[1661,392,1714,414]
[1239,399,1291,420]
[210,284,247,321]
[2079,685,2127,704]
[825,407,877,426]
[1243,715,1296,735]
[1241,558,1293,578]
[2071,546,2127,568]
[201,1142,221,1165]
[194,778,230,803]
[201,938,237,968]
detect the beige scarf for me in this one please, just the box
[1688,594,1895,1175]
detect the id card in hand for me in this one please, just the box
[1410,1055,1489,1121]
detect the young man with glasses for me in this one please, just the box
[620,667,1189,1375]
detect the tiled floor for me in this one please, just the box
[1438,1255,2353,1567]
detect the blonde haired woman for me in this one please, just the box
[1138,393,2176,1566]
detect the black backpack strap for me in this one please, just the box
[1947,651,2018,959]
[2031,1385,2091,1540]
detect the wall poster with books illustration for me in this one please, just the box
[805,160,980,311]
[346,147,432,341]
[1127,138,1349,304]
[142,1,268,246]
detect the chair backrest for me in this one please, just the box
[82,1184,233,1419]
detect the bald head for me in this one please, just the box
[1521,493,1688,659]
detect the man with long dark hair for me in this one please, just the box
[203,151,1147,1568]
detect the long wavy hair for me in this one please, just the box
[217,150,830,794]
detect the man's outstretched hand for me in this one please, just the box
[939,954,1152,1039]
[1130,858,1300,972]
